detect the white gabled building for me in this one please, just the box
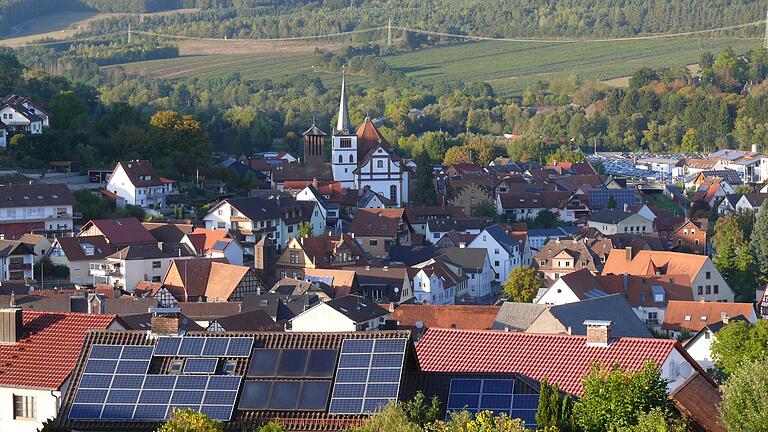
[202,195,324,252]
[467,225,521,283]
[0,183,76,236]
[289,295,389,332]
[409,259,467,305]
[106,160,175,209]
[330,77,410,205]
[0,95,50,144]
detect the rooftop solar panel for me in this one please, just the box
[306,349,338,378]
[202,338,229,357]
[329,338,406,414]
[71,341,246,423]
[446,378,538,427]
[154,337,182,356]
[90,345,122,359]
[276,349,309,377]
[226,337,254,357]
[246,349,280,377]
[183,358,219,375]
[238,381,271,410]
[179,338,206,356]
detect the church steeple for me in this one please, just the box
[335,74,352,134]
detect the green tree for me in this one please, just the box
[0,51,22,96]
[574,361,672,432]
[720,359,768,432]
[712,214,744,253]
[149,111,211,177]
[531,209,558,229]
[156,409,222,432]
[680,128,698,153]
[711,320,768,377]
[442,146,472,165]
[403,391,441,426]
[537,379,576,432]
[298,221,313,238]
[502,266,543,303]
[48,90,90,131]
[617,408,687,432]
[412,150,436,206]
[546,147,586,165]
[750,207,768,281]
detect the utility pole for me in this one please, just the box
[387,17,392,50]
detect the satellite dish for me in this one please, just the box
[394,287,400,293]
[415,321,424,329]
[677,363,693,378]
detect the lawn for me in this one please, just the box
[643,192,686,217]
[104,36,760,95]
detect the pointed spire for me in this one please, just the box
[336,73,351,133]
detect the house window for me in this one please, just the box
[494,261,499,266]
[539,260,545,266]
[581,260,587,266]
[369,240,378,246]
[377,160,383,168]
[695,239,700,246]
[152,276,161,282]
[152,261,161,269]
[13,395,35,420]
[390,185,397,202]
[217,222,226,229]
[704,331,711,340]
[217,210,223,215]
[698,286,703,295]
[494,249,499,254]
[705,271,711,279]
[288,226,294,233]
[705,285,711,295]
[714,285,719,294]
[289,252,299,264]
[338,155,343,163]
[349,154,354,163]
[691,229,696,235]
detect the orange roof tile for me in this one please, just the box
[416,328,687,396]
[0,311,116,389]
[602,249,709,280]
[662,300,755,332]
[389,305,500,330]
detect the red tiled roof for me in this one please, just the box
[80,217,156,246]
[661,300,755,332]
[0,311,116,390]
[416,328,679,395]
[669,372,727,432]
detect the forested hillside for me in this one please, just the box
[82,0,767,40]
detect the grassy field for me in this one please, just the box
[105,36,760,95]
[0,9,198,47]
[387,37,759,94]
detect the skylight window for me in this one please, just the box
[683,315,691,321]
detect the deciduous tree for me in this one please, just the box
[502,266,543,303]
[720,359,768,432]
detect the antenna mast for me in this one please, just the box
[764,10,768,49]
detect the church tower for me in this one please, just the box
[331,75,358,188]
[302,121,326,164]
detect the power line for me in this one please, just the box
[133,26,387,42]
[4,16,765,50]
[394,20,765,43]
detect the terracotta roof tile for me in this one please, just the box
[349,208,407,238]
[662,300,755,332]
[389,305,500,330]
[416,328,680,395]
[80,217,157,246]
[0,311,115,389]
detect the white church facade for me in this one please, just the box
[328,77,410,205]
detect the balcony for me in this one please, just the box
[88,263,122,278]
[9,262,31,271]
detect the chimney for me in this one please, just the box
[0,308,23,343]
[624,246,632,261]
[150,307,181,336]
[584,320,613,347]
[312,178,318,188]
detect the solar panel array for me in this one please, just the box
[328,338,407,414]
[246,348,338,378]
[70,343,246,422]
[239,380,332,411]
[154,337,253,357]
[446,378,539,427]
